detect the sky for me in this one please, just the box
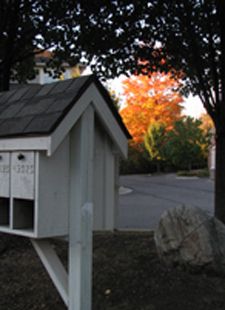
[182,95,206,118]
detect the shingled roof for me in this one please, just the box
[0,75,130,139]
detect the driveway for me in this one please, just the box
[118,173,214,231]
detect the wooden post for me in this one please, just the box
[68,105,94,310]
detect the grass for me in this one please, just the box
[177,168,210,177]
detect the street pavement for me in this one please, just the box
[118,173,214,231]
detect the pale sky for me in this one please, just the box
[182,95,206,119]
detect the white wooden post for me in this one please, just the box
[114,155,120,230]
[69,104,94,310]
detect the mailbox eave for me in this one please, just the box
[0,135,51,153]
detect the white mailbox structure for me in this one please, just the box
[0,75,130,310]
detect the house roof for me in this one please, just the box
[0,75,131,140]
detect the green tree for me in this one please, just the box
[75,0,225,221]
[133,1,225,221]
[0,0,85,91]
[0,0,145,91]
[144,122,167,172]
[76,0,225,222]
[163,117,209,171]
[1,1,225,220]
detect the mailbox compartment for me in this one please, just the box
[10,151,35,231]
[0,152,10,227]
[0,198,10,227]
[0,151,36,235]
[12,199,34,230]
[0,136,70,238]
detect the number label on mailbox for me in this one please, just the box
[0,152,10,197]
[11,152,35,199]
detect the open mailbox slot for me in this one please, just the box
[12,199,34,230]
[11,151,35,232]
[0,198,10,227]
[0,151,36,234]
[0,152,10,228]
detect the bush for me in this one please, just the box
[120,145,156,175]
[177,168,209,177]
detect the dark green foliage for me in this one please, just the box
[1,1,224,123]
[120,145,156,175]
[1,0,224,121]
[177,169,210,177]
[0,0,83,90]
[0,0,146,91]
[163,117,210,171]
[2,0,225,219]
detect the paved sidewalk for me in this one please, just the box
[118,173,214,231]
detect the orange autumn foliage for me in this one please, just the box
[120,72,184,147]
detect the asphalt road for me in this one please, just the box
[118,173,214,231]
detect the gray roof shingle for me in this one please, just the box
[0,75,131,139]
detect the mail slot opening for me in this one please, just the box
[0,198,10,227]
[13,199,34,230]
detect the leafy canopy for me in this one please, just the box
[2,0,224,128]
[0,0,91,90]
[0,0,148,90]
[163,117,210,170]
[119,73,183,146]
[137,0,223,132]
[77,0,224,135]
[144,121,167,171]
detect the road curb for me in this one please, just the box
[119,186,133,195]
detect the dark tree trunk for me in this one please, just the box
[0,62,11,92]
[156,162,161,173]
[215,133,225,223]
[0,75,3,92]
[188,160,192,172]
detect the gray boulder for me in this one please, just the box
[154,205,225,275]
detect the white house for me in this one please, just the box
[10,50,86,89]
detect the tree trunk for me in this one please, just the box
[215,133,225,223]
[156,161,161,173]
[0,75,3,92]
[0,62,11,92]
[188,160,192,172]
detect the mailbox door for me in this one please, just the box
[11,151,35,199]
[0,152,10,197]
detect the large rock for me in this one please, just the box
[154,205,225,275]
